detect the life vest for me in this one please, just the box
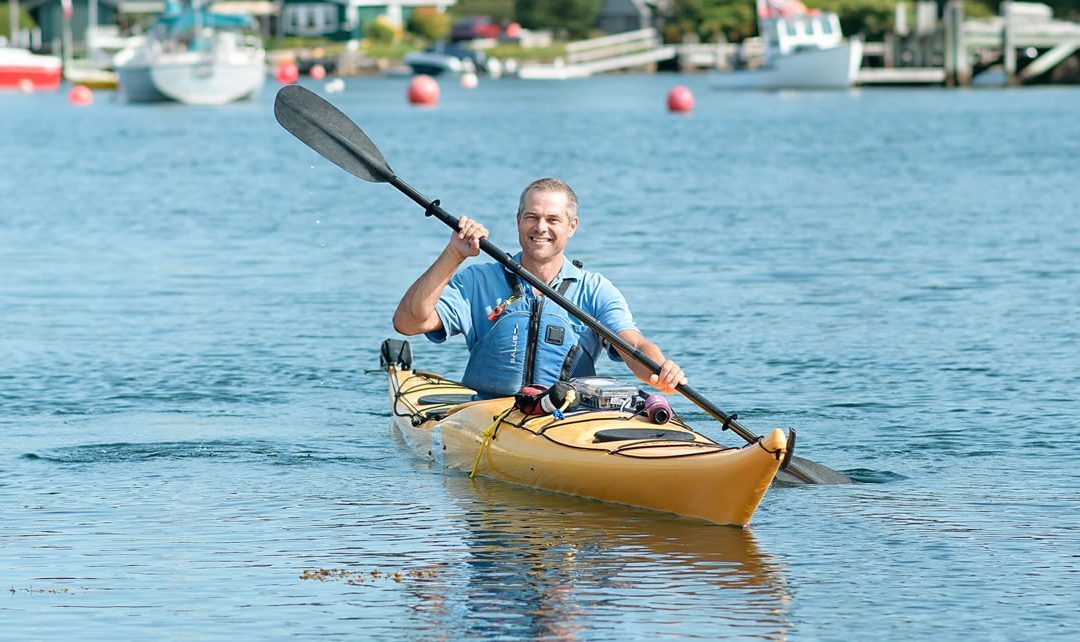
[462,269,597,397]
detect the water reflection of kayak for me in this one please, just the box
[384,340,788,526]
[402,475,791,640]
[448,474,785,583]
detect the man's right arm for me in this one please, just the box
[392,216,488,336]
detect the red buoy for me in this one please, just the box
[68,84,93,105]
[275,62,299,85]
[407,74,439,106]
[309,64,326,80]
[666,85,694,113]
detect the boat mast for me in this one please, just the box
[9,0,18,46]
[62,0,72,67]
[89,0,97,51]
[193,0,201,44]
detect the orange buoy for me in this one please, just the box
[506,22,521,38]
[309,64,326,80]
[68,84,93,105]
[275,62,299,85]
[666,85,694,113]
[407,74,439,106]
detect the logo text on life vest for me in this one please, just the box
[510,324,518,364]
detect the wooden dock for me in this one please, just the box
[887,0,1080,86]
[857,67,946,85]
[517,29,676,80]
[683,1,1079,86]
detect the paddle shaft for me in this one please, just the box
[388,174,816,482]
[271,85,832,483]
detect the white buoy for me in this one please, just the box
[325,78,345,93]
[460,71,478,89]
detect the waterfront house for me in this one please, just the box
[277,0,455,40]
[596,0,653,34]
[22,0,120,51]
[21,0,276,53]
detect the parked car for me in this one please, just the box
[450,16,501,41]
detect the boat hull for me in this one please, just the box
[119,57,264,105]
[150,59,265,105]
[65,63,119,90]
[0,48,62,90]
[404,52,464,76]
[388,366,786,526]
[117,64,171,102]
[713,39,863,90]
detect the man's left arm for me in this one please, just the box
[615,329,687,395]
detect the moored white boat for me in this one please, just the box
[404,42,489,76]
[64,62,119,89]
[713,0,862,90]
[114,1,265,105]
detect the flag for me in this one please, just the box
[757,0,810,19]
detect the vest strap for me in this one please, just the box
[502,262,578,299]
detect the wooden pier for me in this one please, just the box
[517,29,676,80]
[672,0,1078,87]
[880,0,1080,86]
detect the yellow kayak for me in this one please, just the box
[383,340,789,526]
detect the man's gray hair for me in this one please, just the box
[517,177,579,220]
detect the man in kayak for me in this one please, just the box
[393,177,687,398]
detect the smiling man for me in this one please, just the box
[393,177,686,398]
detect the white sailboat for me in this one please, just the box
[713,0,862,90]
[115,0,265,105]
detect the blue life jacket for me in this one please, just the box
[461,270,597,397]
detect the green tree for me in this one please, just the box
[663,0,754,42]
[452,0,516,21]
[701,2,756,41]
[515,0,602,38]
[1,1,37,36]
[365,19,397,43]
[408,7,451,40]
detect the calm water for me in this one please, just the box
[2,76,1078,639]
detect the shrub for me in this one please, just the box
[365,18,397,44]
[409,7,451,40]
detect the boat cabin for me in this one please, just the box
[761,12,844,57]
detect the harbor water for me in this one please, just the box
[1,77,1078,639]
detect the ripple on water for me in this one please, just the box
[20,439,382,467]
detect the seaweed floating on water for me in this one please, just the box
[298,567,439,585]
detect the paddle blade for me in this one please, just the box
[274,85,394,184]
[775,456,853,486]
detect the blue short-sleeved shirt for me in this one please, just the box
[425,253,637,363]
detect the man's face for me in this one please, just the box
[517,189,578,264]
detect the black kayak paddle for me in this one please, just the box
[273,85,851,486]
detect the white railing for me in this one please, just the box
[566,28,659,57]
[517,28,676,79]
